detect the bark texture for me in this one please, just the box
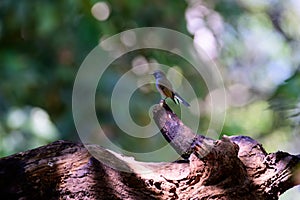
[0,103,299,200]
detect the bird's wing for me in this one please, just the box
[158,84,174,99]
[157,77,174,97]
[158,77,173,91]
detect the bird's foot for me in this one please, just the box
[159,99,166,107]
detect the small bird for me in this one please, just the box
[152,70,190,107]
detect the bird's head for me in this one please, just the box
[152,70,166,79]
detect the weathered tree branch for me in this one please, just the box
[0,103,299,199]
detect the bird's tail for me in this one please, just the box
[174,92,190,107]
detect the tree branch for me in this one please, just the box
[0,103,299,199]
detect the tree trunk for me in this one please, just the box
[0,103,299,200]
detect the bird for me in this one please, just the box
[152,70,190,107]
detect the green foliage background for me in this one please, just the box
[0,1,300,198]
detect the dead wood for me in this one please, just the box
[0,103,299,199]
